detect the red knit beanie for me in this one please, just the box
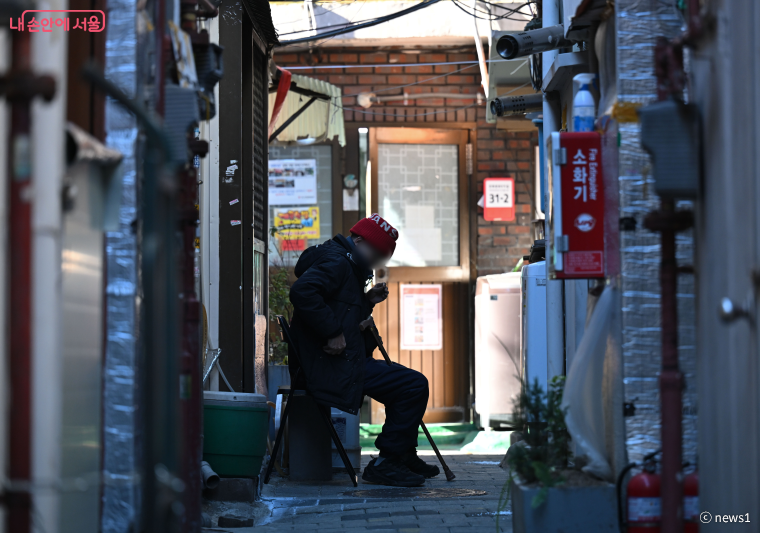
[350,214,399,257]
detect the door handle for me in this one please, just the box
[718,296,752,324]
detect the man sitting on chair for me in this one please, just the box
[288,214,438,487]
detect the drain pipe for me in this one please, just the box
[201,461,220,490]
[0,27,56,533]
[643,203,692,533]
[358,92,484,107]
[472,0,489,97]
[644,5,703,529]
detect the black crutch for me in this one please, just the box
[359,316,456,481]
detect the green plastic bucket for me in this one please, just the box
[203,391,269,478]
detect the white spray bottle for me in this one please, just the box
[572,73,597,132]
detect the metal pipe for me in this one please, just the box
[180,162,203,531]
[371,92,482,103]
[269,96,317,143]
[649,8,702,523]
[1,27,55,533]
[201,461,220,490]
[6,29,33,533]
[472,0,489,97]
[644,203,693,533]
[658,201,682,533]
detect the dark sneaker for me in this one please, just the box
[400,450,440,478]
[362,456,426,487]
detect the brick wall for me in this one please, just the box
[274,46,538,276]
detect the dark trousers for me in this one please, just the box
[362,357,429,456]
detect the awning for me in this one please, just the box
[268,73,346,147]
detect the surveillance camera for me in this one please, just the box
[495,25,572,60]
[490,93,543,117]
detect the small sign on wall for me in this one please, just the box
[483,177,516,222]
[273,206,320,240]
[400,284,442,351]
[268,159,318,206]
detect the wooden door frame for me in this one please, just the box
[369,126,473,283]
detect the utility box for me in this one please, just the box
[474,273,523,429]
[546,131,606,279]
[521,261,548,392]
[331,408,361,470]
[639,100,701,198]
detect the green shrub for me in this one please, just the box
[268,266,293,365]
[497,375,571,528]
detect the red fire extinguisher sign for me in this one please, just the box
[548,132,605,279]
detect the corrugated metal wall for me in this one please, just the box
[101,0,142,528]
[615,0,698,466]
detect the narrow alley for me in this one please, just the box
[1,0,759,532]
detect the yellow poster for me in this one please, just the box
[273,206,320,240]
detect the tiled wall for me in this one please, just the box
[274,46,539,275]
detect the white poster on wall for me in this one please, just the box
[400,284,443,350]
[268,159,318,205]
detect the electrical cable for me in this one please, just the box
[474,0,535,15]
[451,0,530,21]
[276,0,535,44]
[464,0,532,19]
[372,63,479,93]
[278,10,402,36]
[530,53,542,91]
[333,81,530,118]
[276,0,358,27]
[303,0,370,48]
[276,0,533,33]
[277,0,442,46]
[453,0,533,20]
[282,57,527,70]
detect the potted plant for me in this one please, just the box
[498,376,617,533]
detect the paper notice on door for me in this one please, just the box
[402,228,442,261]
[396,205,441,262]
[405,204,435,228]
[400,284,442,350]
[343,189,359,211]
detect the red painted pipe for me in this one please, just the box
[6,29,34,533]
[179,166,203,532]
[657,200,683,533]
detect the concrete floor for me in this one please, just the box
[210,452,513,533]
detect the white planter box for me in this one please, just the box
[511,479,618,533]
